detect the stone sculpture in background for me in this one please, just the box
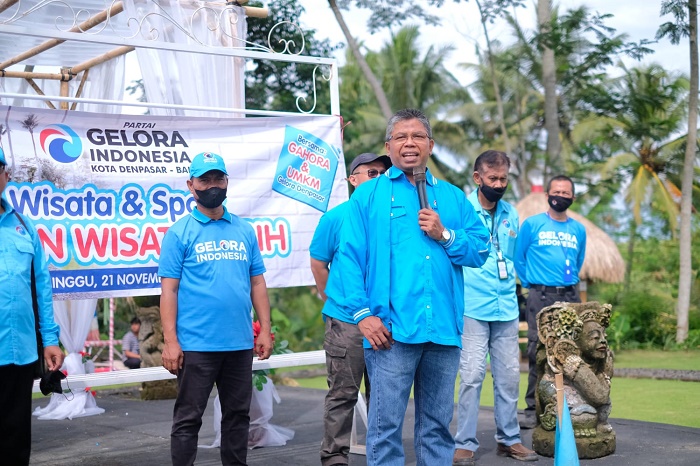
[136,305,178,400]
[532,301,615,458]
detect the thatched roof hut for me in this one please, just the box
[515,192,625,283]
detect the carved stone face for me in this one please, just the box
[577,321,608,362]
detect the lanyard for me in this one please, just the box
[490,211,500,251]
[483,207,503,261]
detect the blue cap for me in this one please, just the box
[190,152,228,178]
[0,147,6,165]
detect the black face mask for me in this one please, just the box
[480,184,507,203]
[195,187,227,209]
[40,370,66,396]
[548,195,574,212]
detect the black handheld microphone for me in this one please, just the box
[413,166,430,210]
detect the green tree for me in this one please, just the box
[505,6,653,181]
[246,0,339,113]
[339,25,468,179]
[657,0,700,343]
[576,64,690,289]
[453,42,542,197]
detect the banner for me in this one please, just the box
[0,106,348,299]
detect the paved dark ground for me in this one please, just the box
[30,385,700,466]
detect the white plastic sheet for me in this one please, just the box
[33,299,105,420]
[33,352,105,420]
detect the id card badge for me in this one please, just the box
[563,259,573,284]
[497,251,508,280]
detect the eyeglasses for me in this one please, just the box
[352,169,386,178]
[387,133,431,144]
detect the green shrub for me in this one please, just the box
[613,290,676,346]
[268,286,325,352]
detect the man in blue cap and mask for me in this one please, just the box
[159,152,274,466]
[0,148,64,465]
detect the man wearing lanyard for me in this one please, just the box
[453,151,537,465]
[514,175,586,429]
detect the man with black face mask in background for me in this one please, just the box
[513,175,586,430]
[159,152,273,466]
[453,151,537,465]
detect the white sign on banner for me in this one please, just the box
[0,106,348,299]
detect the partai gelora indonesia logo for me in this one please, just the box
[39,124,82,163]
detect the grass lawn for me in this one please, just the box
[291,349,700,429]
[32,350,700,427]
[613,349,700,371]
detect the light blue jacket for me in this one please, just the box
[325,167,489,348]
[463,191,519,322]
[0,198,59,366]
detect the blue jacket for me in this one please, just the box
[463,191,519,322]
[0,198,59,366]
[325,167,489,348]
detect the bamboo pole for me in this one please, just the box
[59,67,70,109]
[20,64,57,110]
[4,70,65,80]
[555,372,565,421]
[208,2,267,18]
[71,45,134,75]
[0,1,125,70]
[70,69,90,111]
[0,0,19,16]
[243,6,268,18]
[23,78,57,109]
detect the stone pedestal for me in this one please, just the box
[532,425,616,458]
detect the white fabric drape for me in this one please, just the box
[33,299,105,420]
[123,0,246,117]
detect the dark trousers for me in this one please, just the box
[171,350,253,466]
[524,286,580,415]
[0,363,35,466]
[321,317,370,466]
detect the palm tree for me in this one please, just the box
[453,42,543,198]
[538,0,562,174]
[657,0,700,343]
[339,25,469,180]
[573,64,691,289]
[20,113,42,180]
[503,6,651,185]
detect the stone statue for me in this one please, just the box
[135,305,178,400]
[531,301,615,459]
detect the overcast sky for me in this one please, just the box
[299,0,690,85]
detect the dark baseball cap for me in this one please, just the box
[348,153,392,176]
